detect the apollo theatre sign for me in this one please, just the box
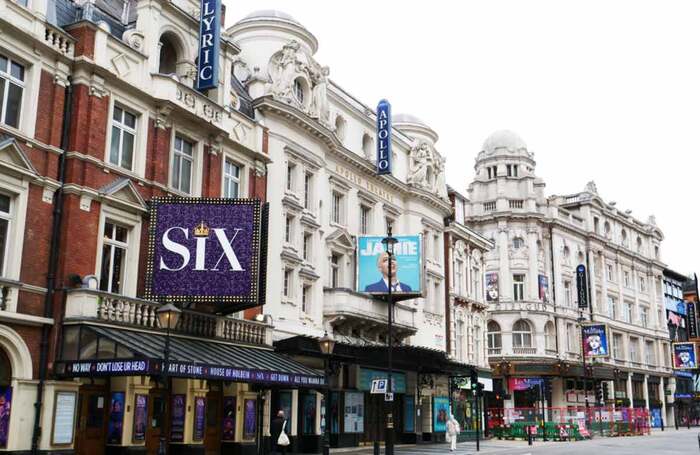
[145,198,268,313]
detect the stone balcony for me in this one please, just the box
[64,288,272,347]
[323,288,418,341]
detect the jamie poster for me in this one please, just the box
[222,396,236,441]
[582,324,609,358]
[243,399,256,440]
[193,396,206,441]
[170,394,186,442]
[132,394,147,442]
[145,198,266,309]
[432,396,449,432]
[0,387,11,447]
[357,235,422,295]
[673,342,698,370]
[485,272,499,302]
[538,274,549,303]
[107,392,125,444]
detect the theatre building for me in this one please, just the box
[0,0,324,454]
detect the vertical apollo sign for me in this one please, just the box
[196,0,221,91]
[376,99,392,175]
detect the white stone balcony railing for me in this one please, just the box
[487,348,502,356]
[44,24,74,57]
[513,347,538,355]
[0,277,22,313]
[65,288,272,346]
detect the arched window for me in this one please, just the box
[604,221,611,238]
[0,348,10,388]
[636,237,643,253]
[362,133,373,159]
[158,34,179,74]
[544,321,556,351]
[335,115,346,140]
[512,319,532,348]
[512,237,524,249]
[487,321,502,354]
[621,229,628,247]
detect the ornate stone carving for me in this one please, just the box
[407,142,448,199]
[266,40,331,126]
[122,29,144,52]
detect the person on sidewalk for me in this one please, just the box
[271,409,288,454]
[446,414,460,451]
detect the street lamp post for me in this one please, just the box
[381,228,398,455]
[319,332,336,455]
[156,303,181,455]
[577,311,591,431]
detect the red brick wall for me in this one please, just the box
[146,119,171,188]
[202,147,222,197]
[56,195,100,286]
[34,70,66,149]
[67,85,109,159]
[20,185,53,287]
[5,323,42,379]
[67,24,96,59]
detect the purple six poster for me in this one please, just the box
[170,394,186,442]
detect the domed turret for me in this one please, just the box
[481,130,528,155]
[392,113,438,144]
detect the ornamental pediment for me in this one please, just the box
[98,178,148,212]
[0,137,38,178]
[326,228,355,252]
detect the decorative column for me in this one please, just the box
[632,265,640,324]
[527,227,539,301]
[498,223,511,302]
[601,253,609,315]
[660,377,667,426]
[588,249,598,312]
[643,375,650,413]
[626,374,634,409]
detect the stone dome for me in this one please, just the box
[240,10,301,25]
[481,130,527,154]
[392,113,428,126]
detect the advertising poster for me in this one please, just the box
[145,198,266,311]
[107,392,125,444]
[651,408,662,428]
[485,272,499,302]
[0,387,10,447]
[508,378,543,391]
[343,392,364,434]
[132,394,147,442]
[404,396,415,432]
[673,342,697,370]
[170,394,186,442]
[279,392,292,425]
[582,324,609,358]
[688,302,698,339]
[302,393,317,435]
[193,396,206,441]
[538,275,549,303]
[433,397,449,432]
[52,391,76,445]
[222,396,236,441]
[357,235,422,294]
[665,298,687,316]
[243,399,256,439]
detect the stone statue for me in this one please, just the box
[584,180,598,194]
[309,65,330,125]
[267,41,301,101]
[408,142,431,187]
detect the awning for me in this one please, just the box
[55,325,324,388]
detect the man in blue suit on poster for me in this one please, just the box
[364,251,412,292]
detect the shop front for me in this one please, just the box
[54,324,325,455]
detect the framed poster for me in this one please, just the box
[193,397,206,441]
[301,393,317,435]
[278,391,292,425]
[538,275,549,303]
[433,397,449,433]
[357,235,423,295]
[222,396,236,441]
[404,396,415,432]
[582,324,609,358]
[243,398,257,440]
[343,392,364,434]
[51,390,75,445]
[673,342,698,369]
[170,394,186,442]
[107,392,125,444]
[485,272,499,302]
[132,394,148,442]
[0,386,10,448]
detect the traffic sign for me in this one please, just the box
[385,392,394,402]
[371,379,388,394]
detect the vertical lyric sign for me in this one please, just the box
[196,0,221,91]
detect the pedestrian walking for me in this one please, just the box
[271,409,290,454]
[446,414,460,451]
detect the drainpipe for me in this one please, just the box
[30,76,72,454]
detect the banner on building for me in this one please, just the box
[486,272,499,302]
[145,198,268,313]
[672,342,697,370]
[538,274,549,303]
[687,301,698,339]
[193,396,206,441]
[582,323,609,358]
[171,394,186,442]
[376,99,392,175]
[665,298,687,316]
[357,235,422,295]
[433,397,449,432]
[508,378,543,391]
[107,392,125,444]
[222,397,236,441]
[196,0,221,90]
[132,394,147,442]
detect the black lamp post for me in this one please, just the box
[156,303,181,455]
[319,331,336,455]
[381,228,398,455]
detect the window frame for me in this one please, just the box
[99,221,129,294]
[170,133,197,195]
[108,104,138,171]
[222,157,242,198]
[513,273,525,302]
[487,321,502,350]
[512,319,532,348]
[94,204,142,297]
[330,191,344,225]
[0,53,25,129]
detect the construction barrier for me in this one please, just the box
[487,406,650,440]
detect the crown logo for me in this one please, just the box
[194,221,209,237]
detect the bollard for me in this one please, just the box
[697,432,699,450]
[374,441,380,455]
[527,425,533,446]
[661,417,664,432]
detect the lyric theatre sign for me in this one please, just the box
[145,198,268,312]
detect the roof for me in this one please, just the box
[481,129,528,154]
[240,10,301,25]
[58,325,324,386]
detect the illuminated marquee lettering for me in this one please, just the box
[159,227,245,272]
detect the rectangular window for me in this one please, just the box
[302,284,311,313]
[566,323,576,352]
[385,217,394,233]
[639,276,646,292]
[454,259,463,295]
[456,320,464,361]
[513,274,525,301]
[506,164,512,177]
[624,271,630,288]
[613,333,623,359]
[172,135,194,193]
[303,232,311,261]
[330,254,340,288]
[0,54,24,128]
[606,264,614,281]
[629,337,639,362]
[645,340,655,365]
[0,194,11,276]
[331,192,343,224]
[487,167,492,179]
[223,158,240,198]
[303,172,312,209]
[99,222,129,294]
[360,205,371,235]
[285,216,293,243]
[594,217,600,234]
[283,269,291,297]
[564,280,572,307]
[434,281,441,313]
[109,106,136,170]
[622,301,632,323]
[433,234,440,261]
[513,165,518,177]
[286,163,295,191]
[640,306,648,327]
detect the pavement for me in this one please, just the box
[329,428,699,454]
